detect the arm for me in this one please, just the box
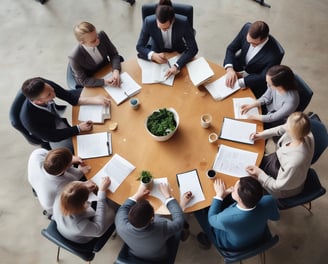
[136,17,154,61]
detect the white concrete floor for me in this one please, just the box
[0,0,327,263]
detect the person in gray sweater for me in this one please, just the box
[246,112,314,198]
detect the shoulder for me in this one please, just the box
[69,44,83,59]
[144,14,157,25]
[258,195,276,208]
[29,148,48,160]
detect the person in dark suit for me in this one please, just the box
[136,0,198,79]
[223,21,284,98]
[20,77,110,151]
[69,21,122,88]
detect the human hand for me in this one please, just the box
[85,180,98,192]
[132,183,150,200]
[246,165,262,178]
[91,95,111,106]
[78,164,91,175]
[99,176,111,191]
[241,104,251,115]
[151,52,168,64]
[159,183,172,199]
[79,121,93,132]
[180,191,193,211]
[72,155,83,165]
[105,70,121,87]
[225,68,238,88]
[250,132,262,141]
[213,179,231,199]
[164,65,179,79]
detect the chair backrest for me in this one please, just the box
[270,35,285,64]
[310,117,328,164]
[114,243,155,264]
[9,90,45,146]
[277,168,326,210]
[141,3,194,29]
[295,74,313,112]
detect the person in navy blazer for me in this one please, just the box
[223,21,284,98]
[136,0,198,79]
[20,77,110,151]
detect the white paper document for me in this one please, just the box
[233,97,259,119]
[213,145,258,178]
[77,132,112,159]
[219,117,256,144]
[103,72,141,105]
[149,177,169,204]
[186,57,214,86]
[176,169,205,209]
[204,74,240,101]
[91,153,136,193]
[78,104,110,123]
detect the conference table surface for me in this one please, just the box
[72,56,264,214]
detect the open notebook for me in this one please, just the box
[186,57,214,86]
[204,74,240,101]
[76,132,112,159]
[78,104,110,123]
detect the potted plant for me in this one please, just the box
[137,170,153,189]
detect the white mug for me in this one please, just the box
[201,114,212,128]
[129,98,139,110]
[208,132,218,143]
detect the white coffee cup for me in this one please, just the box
[201,114,212,128]
[129,98,139,110]
[208,132,218,143]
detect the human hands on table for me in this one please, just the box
[72,155,83,165]
[250,131,264,141]
[132,183,151,201]
[159,182,173,199]
[105,69,121,87]
[99,176,111,191]
[225,67,238,88]
[213,179,232,199]
[180,191,193,211]
[85,180,98,192]
[246,165,263,179]
[164,65,179,79]
[78,163,91,175]
[151,52,168,64]
[78,121,93,132]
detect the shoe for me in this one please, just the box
[197,232,211,250]
[180,228,190,242]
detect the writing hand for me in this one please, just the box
[225,68,238,88]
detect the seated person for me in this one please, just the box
[246,112,314,198]
[69,21,122,88]
[241,65,299,129]
[195,177,279,250]
[28,148,89,215]
[115,183,193,263]
[136,0,198,79]
[20,77,110,152]
[52,177,116,243]
[223,21,283,98]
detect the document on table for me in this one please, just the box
[233,97,259,119]
[204,74,240,101]
[137,55,180,86]
[91,153,136,193]
[103,72,141,105]
[76,132,112,159]
[219,117,256,144]
[186,57,214,86]
[78,104,110,123]
[176,169,205,209]
[149,177,169,204]
[213,145,258,177]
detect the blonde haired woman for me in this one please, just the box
[246,112,314,198]
[52,177,116,243]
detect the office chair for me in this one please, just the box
[216,231,279,264]
[9,90,50,149]
[308,115,328,164]
[41,220,115,263]
[294,74,313,112]
[277,168,326,214]
[271,35,285,65]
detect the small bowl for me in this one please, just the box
[145,108,179,141]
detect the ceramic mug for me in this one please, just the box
[208,132,218,143]
[206,169,216,180]
[129,98,139,109]
[200,114,212,128]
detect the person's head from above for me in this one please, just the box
[43,148,73,176]
[74,21,99,48]
[60,181,96,216]
[22,77,56,105]
[286,112,311,141]
[128,199,154,228]
[247,21,269,47]
[231,176,263,208]
[266,65,297,92]
[156,0,175,31]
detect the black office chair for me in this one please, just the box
[271,35,285,65]
[294,74,313,112]
[9,90,50,149]
[216,231,279,264]
[309,115,328,164]
[41,220,115,263]
[277,168,326,214]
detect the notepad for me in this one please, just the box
[78,104,110,123]
[233,97,259,119]
[149,177,169,204]
[76,132,112,159]
[186,57,214,86]
[219,117,256,144]
[91,153,135,193]
[213,145,258,178]
[103,72,141,105]
[204,74,241,101]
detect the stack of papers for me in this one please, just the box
[233,97,259,119]
[186,57,214,86]
[219,117,256,145]
[77,132,112,159]
[204,74,240,101]
[213,145,258,178]
[91,154,135,193]
[78,105,110,123]
[103,72,141,105]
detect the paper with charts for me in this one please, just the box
[78,104,110,123]
[204,74,240,101]
[103,72,141,105]
[77,132,112,159]
[137,55,180,86]
[186,57,214,86]
[233,97,259,119]
[219,117,256,144]
[213,145,258,178]
[176,169,205,209]
[91,153,136,193]
[149,177,169,204]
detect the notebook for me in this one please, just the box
[186,57,214,86]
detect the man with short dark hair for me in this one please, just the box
[223,21,284,98]
[195,177,279,250]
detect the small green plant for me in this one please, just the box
[137,170,153,184]
[147,108,177,136]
